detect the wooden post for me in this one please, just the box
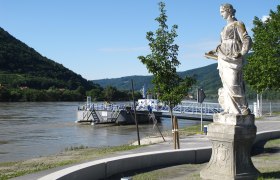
[172,116,180,149]
[200,103,203,131]
[131,79,140,146]
[158,125,166,142]
[150,112,165,142]
[155,120,166,142]
[172,116,177,149]
[175,116,180,149]
[269,102,272,116]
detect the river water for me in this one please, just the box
[0,102,200,162]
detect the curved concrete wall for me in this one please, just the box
[39,130,280,180]
[252,130,280,154]
[38,148,211,180]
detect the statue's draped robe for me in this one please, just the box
[217,21,252,114]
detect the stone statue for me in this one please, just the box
[206,3,252,115]
[200,4,259,179]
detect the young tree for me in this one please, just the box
[138,2,195,117]
[244,5,280,93]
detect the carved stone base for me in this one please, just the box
[200,114,260,180]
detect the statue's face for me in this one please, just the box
[220,7,229,20]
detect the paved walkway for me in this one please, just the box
[13,115,280,180]
[113,115,280,156]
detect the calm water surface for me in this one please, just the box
[0,102,199,162]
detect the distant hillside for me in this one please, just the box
[93,75,154,91]
[93,63,222,98]
[0,27,93,90]
[92,60,280,100]
[178,63,221,96]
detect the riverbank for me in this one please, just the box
[0,145,143,180]
[2,114,280,180]
[0,124,204,180]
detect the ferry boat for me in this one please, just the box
[76,96,162,125]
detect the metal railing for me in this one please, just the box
[80,101,223,116]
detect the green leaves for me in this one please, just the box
[244,5,280,93]
[138,2,195,106]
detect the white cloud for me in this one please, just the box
[261,15,270,22]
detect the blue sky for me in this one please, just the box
[0,1,278,80]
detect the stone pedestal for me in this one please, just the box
[200,114,260,180]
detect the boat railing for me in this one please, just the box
[155,102,223,115]
[79,101,223,115]
[83,103,130,111]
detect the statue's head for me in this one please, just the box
[220,3,236,17]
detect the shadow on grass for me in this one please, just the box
[263,147,280,153]
[252,147,280,156]
[260,171,280,179]
[105,165,169,180]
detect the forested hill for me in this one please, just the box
[93,63,222,98]
[93,61,280,100]
[178,63,221,96]
[0,27,93,90]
